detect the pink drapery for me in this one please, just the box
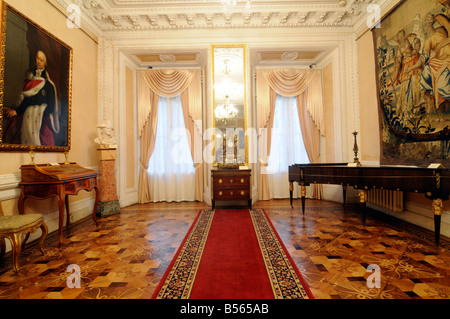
[256,68,324,200]
[137,69,203,203]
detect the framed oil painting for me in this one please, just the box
[373,0,450,166]
[0,3,72,152]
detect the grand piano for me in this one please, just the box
[289,163,449,245]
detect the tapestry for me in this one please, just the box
[374,0,450,166]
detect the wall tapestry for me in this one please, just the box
[374,0,450,166]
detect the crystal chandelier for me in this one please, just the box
[215,58,239,122]
[215,95,238,123]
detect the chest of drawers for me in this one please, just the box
[211,168,251,209]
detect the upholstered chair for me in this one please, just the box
[0,200,48,272]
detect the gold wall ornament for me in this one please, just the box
[432,198,443,216]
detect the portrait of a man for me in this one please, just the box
[0,5,72,151]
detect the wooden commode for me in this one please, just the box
[211,168,251,209]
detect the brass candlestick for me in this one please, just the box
[352,131,362,166]
[29,146,36,165]
[64,151,70,165]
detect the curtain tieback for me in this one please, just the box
[139,159,149,171]
[258,158,269,167]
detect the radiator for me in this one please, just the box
[368,189,404,212]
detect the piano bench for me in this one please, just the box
[0,214,48,272]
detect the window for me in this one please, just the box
[266,94,309,198]
[147,94,195,202]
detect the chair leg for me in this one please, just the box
[38,222,48,255]
[22,233,30,249]
[9,233,23,272]
[0,238,5,258]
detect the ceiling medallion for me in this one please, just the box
[281,52,299,61]
[159,54,176,63]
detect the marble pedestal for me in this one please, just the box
[96,145,120,217]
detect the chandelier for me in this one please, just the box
[215,58,239,122]
[220,0,252,9]
[215,95,238,123]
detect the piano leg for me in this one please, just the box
[342,185,347,206]
[301,185,307,215]
[432,199,442,245]
[358,190,368,226]
[289,182,294,208]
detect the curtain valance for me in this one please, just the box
[137,69,200,138]
[142,69,196,97]
[258,69,324,135]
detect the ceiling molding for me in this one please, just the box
[49,0,383,37]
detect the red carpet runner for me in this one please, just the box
[152,209,314,299]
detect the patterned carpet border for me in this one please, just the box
[250,209,313,299]
[154,209,215,299]
[153,209,314,299]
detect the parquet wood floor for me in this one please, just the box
[0,199,449,299]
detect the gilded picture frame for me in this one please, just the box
[0,3,72,152]
[373,0,450,167]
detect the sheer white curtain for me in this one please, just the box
[147,94,196,202]
[266,94,309,198]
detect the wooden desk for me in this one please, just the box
[211,168,252,209]
[289,163,450,245]
[18,163,99,247]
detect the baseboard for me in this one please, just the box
[367,201,450,238]
[0,172,21,201]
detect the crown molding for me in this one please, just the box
[48,0,385,38]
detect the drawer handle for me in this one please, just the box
[219,179,223,184]
[219,191,223,196]
[230,191,234,196]
[230,179,234,183]
[241,191,244,195]
[240,178,244,183]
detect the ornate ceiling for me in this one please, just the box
[51,0,383,36]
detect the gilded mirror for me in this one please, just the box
[212,44,247,167]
